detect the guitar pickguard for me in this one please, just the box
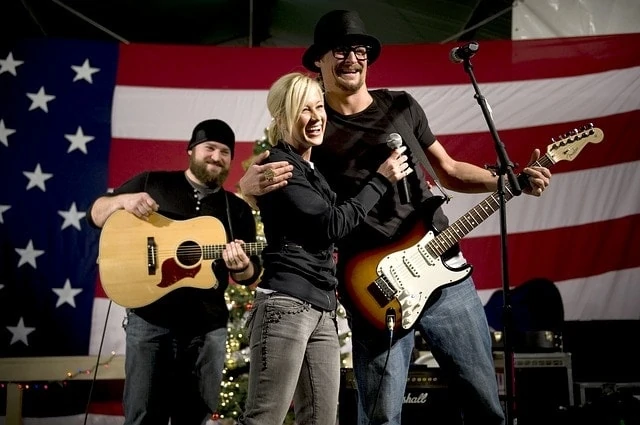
[158,258,202,288]
[377,230,471,329]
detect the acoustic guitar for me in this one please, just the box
[98,211,266,308]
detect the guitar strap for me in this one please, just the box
[383,91,452,203]
[224,191,235,241]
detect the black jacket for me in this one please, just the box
[256,142,390,311]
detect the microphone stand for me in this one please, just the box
[460,56,521,425]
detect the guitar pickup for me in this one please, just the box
[402,256,420,277]
[367,276,396,308]
[147,237,157,275]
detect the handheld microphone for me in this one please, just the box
[449,41,479,64]
[386,133,410,205]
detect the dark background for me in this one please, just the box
[2,0,513,46]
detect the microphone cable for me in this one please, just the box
[367,308,396,425]
[83,299,113,425]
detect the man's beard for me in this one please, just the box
[334,67,364,93]
[189,158,229,188]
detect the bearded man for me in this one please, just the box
[88,119,261,425]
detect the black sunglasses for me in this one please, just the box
[331,45,370,60]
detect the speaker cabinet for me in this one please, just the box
[339,352,574,425]
[339,366,462,425]
[494,352,574,424]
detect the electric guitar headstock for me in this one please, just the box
[546,123,605,164]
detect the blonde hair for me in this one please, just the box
[266,72,324,146]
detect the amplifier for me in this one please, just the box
[339,366,462,425]
[575,381,640,406]
[494,352,574,424]
[339,352,574,425]
[341,364,447,390]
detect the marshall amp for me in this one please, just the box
[339,366,462,425]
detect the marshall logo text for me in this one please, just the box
[403,392,429,404]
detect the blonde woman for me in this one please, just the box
[237,72,410,425]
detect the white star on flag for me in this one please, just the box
[15,239,45,268]
[6,317,36,346]
[58,202,86,230]
[26,86,56,112]
[24,163,53,191]
[71,58,100,83]
[0,119,16,147]
[65,126,95,153]
[0,52,24,76]
[0,205,10,223]
[52,279,83,308]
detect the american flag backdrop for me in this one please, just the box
[0,39,118,357]
[1,33,639,422]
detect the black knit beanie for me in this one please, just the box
[187,119,236,158]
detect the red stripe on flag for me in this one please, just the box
[117,44,308,89]
[95,276,107,299]
[372,33,640,87]
[88,401,124,416]
[462,214,640,290]
[107,139,257,190]
[440,111,640,174]
[117,33,640,89]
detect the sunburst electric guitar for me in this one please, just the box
[343,125,604,331]
[98,211,266,308]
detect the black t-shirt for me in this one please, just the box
[311,89,450,247]
[88,170,259,334]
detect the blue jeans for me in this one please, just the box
[238,291,340,425]
[351,277,505,425]
[123,310,227,425]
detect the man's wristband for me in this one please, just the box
[230,263,250,274]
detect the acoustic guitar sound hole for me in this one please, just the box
[176,241,202,266]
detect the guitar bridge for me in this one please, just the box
[147,237,157,275]
[367,275,397,308]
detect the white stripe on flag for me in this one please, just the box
[442,161,640,238]
[112,66,640,141]
[557,267,640,320]
[407,66,640,134]
[477,266,640,322]
[8,415,125,425]
[90,300,126,356]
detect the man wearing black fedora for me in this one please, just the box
[88,119,262,425]
[240,9,551,425]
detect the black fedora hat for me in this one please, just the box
[302,10,381,73]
